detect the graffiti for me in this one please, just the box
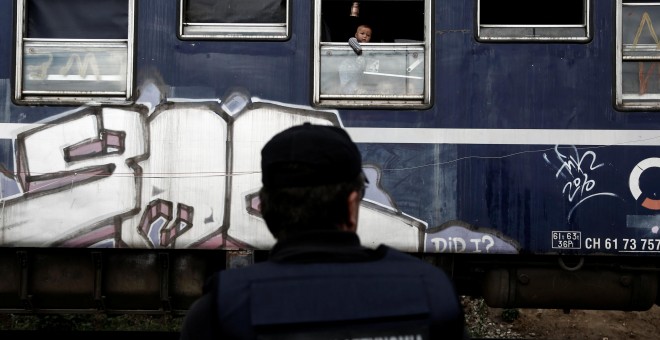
[0,81,515,254]
[24,49,125,85]
[430,235,494,253]
[544,145,618,220]
[632,12,658,95]
[59,53,101,79]
[25,52,53,81]
[0,87,444,252]
[424,225,518,254]
[26,52,102,81]
[632,12,659,47]
[630,12,660,95]
[137,199,194,248]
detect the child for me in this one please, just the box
[354,24,372,43]
[342,24,373,93]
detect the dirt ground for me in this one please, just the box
[1,299,659,338]
[499,306,660,339]
[464,297,660,339]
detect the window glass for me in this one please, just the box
[179,0,289,40]
[616,1,660,109]
[477,0,590,42]
[15,0,134,105]
[320,46,425,97]
[27,0,128,39]
[185,0,285,24]
[480,0,583,25]
[314,0,431,109]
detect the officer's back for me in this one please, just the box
[179,123,467,339]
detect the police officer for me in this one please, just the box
[179,123,467,339]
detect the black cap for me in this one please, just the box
[261,123,363,188]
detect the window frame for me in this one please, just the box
[615,0,660,110]
[312,0,432,109]
[476,0,592,42]
[178,0,290,41]
[13,0,136,106]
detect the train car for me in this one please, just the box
[0,0,659,314]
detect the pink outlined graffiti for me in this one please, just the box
[161,203,194,247]
[137,199,173,248]
[63,129,126,162]
[0,86,516,254]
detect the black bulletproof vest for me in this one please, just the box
[214,247,464,339]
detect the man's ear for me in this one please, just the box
[342,190,361,233]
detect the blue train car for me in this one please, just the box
[0,0,659,313]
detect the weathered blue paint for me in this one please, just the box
[0,0,659,257]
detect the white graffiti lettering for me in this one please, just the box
[59,53,101,79]
[543,145,618,220]
[431,235,495,253]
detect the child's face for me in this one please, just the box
[355,27,372,43]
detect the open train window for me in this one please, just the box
[178,0,289,40]
[313,0,432,109]
[476,0,591,42]
[14,0,135,105]
[616,1,660,110]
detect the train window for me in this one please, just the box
[476,0,591,42]
[179,0,289,40]
[616,1,660,110]
[14,0,135,105]
[313,0,432,109]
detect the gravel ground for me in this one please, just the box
[3,296,660,339]
[462,296,660,339]
[463,297,525,339]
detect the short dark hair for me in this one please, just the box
[356,24,372,31]
[259,172,366,239]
